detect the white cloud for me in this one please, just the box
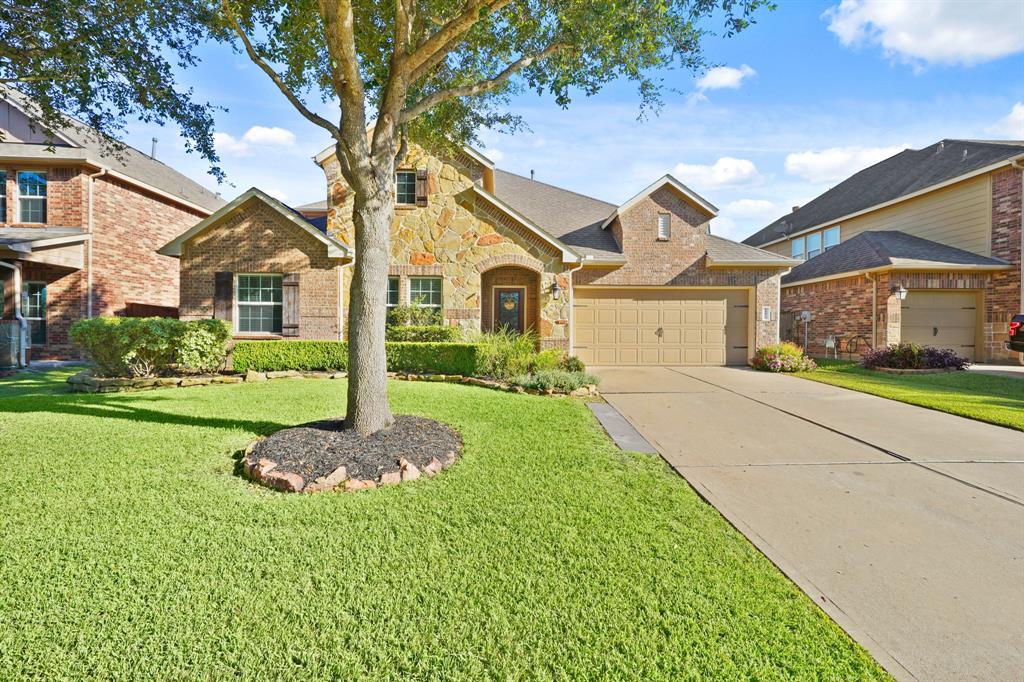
[214,126,297,156]
[723,199,781,220]
[672,157,761,189]
[696,64,756,91]
[784,144,907,183]
[484,148,505,163]
[712,199,784,241]
[987,102,1024,138]
[824,0,1024,67]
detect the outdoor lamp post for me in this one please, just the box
[551,281,562,300]
[890,284,908,300]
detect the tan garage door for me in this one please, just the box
[574,288,749,366]
[901,290,977,361]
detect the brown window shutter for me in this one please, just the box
[282,273,300,337]
[415,168,428,206]
[214,272,233,322]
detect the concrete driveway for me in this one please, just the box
[595,366,1024,682]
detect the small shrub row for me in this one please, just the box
[470,330,586,380]
[386,303,442,327]
[385,325,461,342]
[509,370,599,393]
[861,343,970,370]
[69,317,230,377]
[751,342,817,373]
[231,340,478,376]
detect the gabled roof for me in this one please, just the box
[158,188,350,259]
[0,87,225,214]
[705,235,799,268]
[471,184,581,263]
[601,175,718,229]
[781,230,1011,286]
[745,139,1024,248]
[296,199,328,212]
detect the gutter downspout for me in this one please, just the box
[86,168,107,318]
[865,271,877,347]
[1,260,28,367]
[565,262,584,356]
[1012,160,1024,315]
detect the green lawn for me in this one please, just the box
[0,370,886,680]
[797,360,1024,431]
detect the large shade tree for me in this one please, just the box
[214,0,769,435]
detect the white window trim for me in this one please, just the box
[657,213,671,240]
[234,273,283,336]
[16,169,47,225]
[408,276,442,308]
[395,170,417,206]
[0,170,7,224]
[791,236,806,260]
[22,280,46,346]
[823,225,841,251]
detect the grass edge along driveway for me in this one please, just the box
[795,360,1024,431]
[0,370,888,680]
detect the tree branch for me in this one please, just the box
[221,0,341,139]
[400,43,564,124]
[404,0,512,79]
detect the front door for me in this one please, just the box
[494,288,525,334]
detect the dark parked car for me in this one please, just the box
[1007,313,1024,356]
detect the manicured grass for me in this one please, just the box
[797,360,1024,431]
[0,371,887,680]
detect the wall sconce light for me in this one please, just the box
[890,284,908,300]
[551,281,562,300]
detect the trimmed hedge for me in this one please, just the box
[385,325,461,342]
[231,340,478,376]
[69,317,230,377]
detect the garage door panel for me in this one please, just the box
[574,288,750,366]
[901,291,977,361]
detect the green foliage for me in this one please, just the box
[70,317,232,377]
[175,319,231,373]
[561,355,586,373]
[232,341,478,376]
[232,341,349,373]
[510,370,599,393]
[387,303,443,327]
[471,329,539,380]
[751,342,817,373]
[533,349,565,372]
[386,325,460,342]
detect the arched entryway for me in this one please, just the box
[480,266,540,336]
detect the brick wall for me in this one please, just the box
[781,275,875,356]
[987,167,1022,361]
[179,200,342,340]
[0,165,85,227]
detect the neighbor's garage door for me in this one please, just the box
[901,290,977,361]
[574,288,749,366]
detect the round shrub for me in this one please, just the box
[176,319,231,373]
[751,342,817,373]
[533,349,564,372]
[561,355,586,373]
[861,343,969,370]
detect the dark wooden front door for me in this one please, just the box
[494,288,525,334]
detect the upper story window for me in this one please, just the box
[806,232,822,260]
[823,226,840,251]
[387,276,399,308]
[657,213,671,240]
[18,171,46,223]
[236,274,282,334]
[790,226,840,261]
[409,276,441,308]
[0,171,6,223]
[791,236,805,260]
[396,170,417,205]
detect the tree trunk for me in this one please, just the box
[345,166,396,435]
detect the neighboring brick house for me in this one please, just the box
[0,90,224,363]
[743,139,1023,363]
[161,142,795,366]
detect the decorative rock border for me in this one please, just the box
[242,440,457,494]
[67,369,598,397]
[870,367,959,375]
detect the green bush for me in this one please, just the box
[176,319,231,373]
[533,349,564,371]
[387,302,442,327]
[471,329,538,380]
[231,340,479,376]
[510,369,600,393]
[70,317,233,377]
[386,325,460,342]
[561,355,586,373]
[751,342,817,373]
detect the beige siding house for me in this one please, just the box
[744,139,1023,362]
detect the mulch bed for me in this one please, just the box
[245,415,462,493]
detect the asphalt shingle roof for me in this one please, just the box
[744,139,1024,248]
[706,235,799,264]
[781,230,1011,285]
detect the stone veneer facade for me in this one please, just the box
[321,144,571,349]
[575,186,783,351]
[780,167,1022,362]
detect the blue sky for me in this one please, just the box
[124,0,1024,241]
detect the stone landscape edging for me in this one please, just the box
[67,369,599,397]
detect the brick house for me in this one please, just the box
[0,90,224,364]
[743,140,1023,363]
[161,141,795,366]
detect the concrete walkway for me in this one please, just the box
[595,366,1024,682]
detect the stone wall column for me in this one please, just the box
[884,290,902,347]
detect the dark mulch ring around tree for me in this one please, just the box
[242,415,462,493]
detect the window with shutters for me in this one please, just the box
[236,274,282,334]
[657,213,671,240]
[396,171,417,205]
[18,171,46,223]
